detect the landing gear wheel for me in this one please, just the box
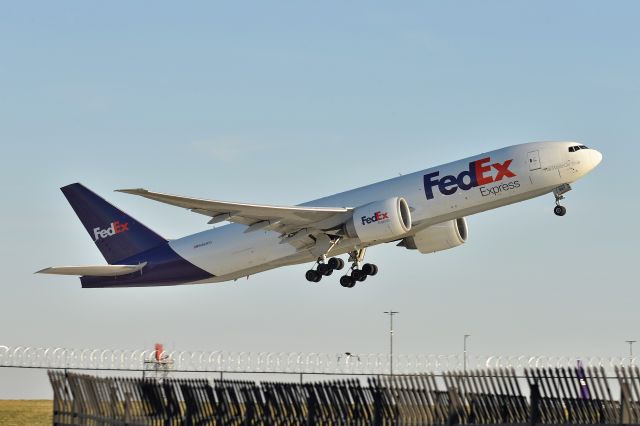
[362,263,378,276]
[554,205,567,216]
[317,263,332,276]
[351,269,367,282]
[305,270,321,282]
[340,275,355,288]
[328,257,344,271]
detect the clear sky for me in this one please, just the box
[1,1,638,398]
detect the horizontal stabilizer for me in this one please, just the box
[36,263,147,277]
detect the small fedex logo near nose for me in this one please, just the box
[361,211,389,225]
[424,157,517,200]
[93,221,129,241]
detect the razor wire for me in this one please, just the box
[0,345,635,374]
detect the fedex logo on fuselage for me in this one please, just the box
[424,157,516,200]
[361,211,389,225]
[93,221,129,241]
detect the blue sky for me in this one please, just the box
[1,1,639,397]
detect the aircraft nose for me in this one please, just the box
[591,149,603,167]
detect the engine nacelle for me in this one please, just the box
[400,218,468,254]
[345,197,412,243]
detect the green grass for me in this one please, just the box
[0,400,52,426]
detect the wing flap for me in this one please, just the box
[36,263,147,277]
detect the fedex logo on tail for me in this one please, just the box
[93,221,129,241]
[424,157,517,200]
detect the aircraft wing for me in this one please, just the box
[36,263,147,277]
[116,188,353,234]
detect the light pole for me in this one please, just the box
[626,340,636,366]
[463,334,471,373]
[384,310,399,376]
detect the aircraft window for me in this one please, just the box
[569,146,575,152]
[580,145,588,149]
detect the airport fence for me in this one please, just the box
[48,366,640,425]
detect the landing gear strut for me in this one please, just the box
[553,184,571,217]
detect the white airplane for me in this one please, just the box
[38,141,602,288]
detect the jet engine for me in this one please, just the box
[344,197,412,243]
[399,218,468,254]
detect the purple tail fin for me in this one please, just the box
[61,183,167,264]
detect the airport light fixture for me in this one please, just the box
[627,340,636,365]
[384,310,399,376]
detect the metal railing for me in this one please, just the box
[48,366,640,425]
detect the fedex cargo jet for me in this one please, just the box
[38,141,602,288]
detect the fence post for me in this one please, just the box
[620,381,633,424]
[446,386,460,426]
[124,391,132,426]
[373,383,383,426]
[244,396,255,426]
[529,382,541,426]
[305,385,316,426]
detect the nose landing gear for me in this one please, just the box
[553,184,571,217]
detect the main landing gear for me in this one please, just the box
[305,248,379,288]
[305,256,345,283]
[339,262,378,288]
[553,184,571,217]
[339,248,378,288]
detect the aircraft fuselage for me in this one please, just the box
[166,141,601,284]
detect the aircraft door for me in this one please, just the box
[527,150,541,171]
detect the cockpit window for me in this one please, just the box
[569,145,589,152]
